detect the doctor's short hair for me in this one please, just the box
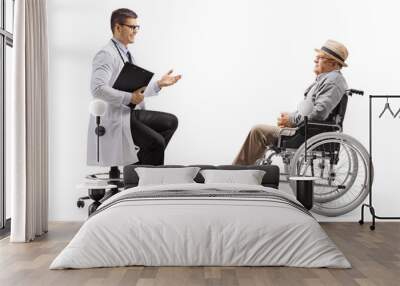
[111,8,138,33]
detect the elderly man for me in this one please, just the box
[233,40,349,165]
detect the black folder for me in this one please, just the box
[113,62,154,93]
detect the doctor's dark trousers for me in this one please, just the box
[130,110,178,165]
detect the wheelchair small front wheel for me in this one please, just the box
[289,132,373,217]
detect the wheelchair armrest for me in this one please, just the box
[277,120,341,149]
[279,127,298,136]
[296,120,342,132]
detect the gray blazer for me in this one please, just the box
[289,70,348,126]
[87,40,160,166]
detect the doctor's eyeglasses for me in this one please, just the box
[121,24,140,31]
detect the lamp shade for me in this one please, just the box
[89,99,107,117]
[297,99,313,116]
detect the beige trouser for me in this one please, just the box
[233,124,281,165]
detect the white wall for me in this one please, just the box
[48,0,400,221]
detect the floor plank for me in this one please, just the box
[0,222,399,286]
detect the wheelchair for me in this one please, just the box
[258,89,373,217]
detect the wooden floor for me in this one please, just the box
[0,222,399,286]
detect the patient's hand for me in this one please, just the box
[277,112,291,128]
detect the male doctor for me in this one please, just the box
[87,8,181,175]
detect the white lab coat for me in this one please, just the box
[87,40,160,166]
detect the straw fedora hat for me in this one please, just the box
[315,39,349,67]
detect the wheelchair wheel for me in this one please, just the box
[289,132,373,217]
[294,142,359,204]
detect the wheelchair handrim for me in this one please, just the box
[294,140,359,203]
[289,132,373,217]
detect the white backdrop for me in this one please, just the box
[47,0,400,221]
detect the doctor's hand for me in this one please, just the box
[277,112,291,128]
[157,69,182,89]
[131,87,145,105]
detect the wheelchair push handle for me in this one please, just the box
[345,89,364,96]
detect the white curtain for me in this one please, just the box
[10,0,49,242]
